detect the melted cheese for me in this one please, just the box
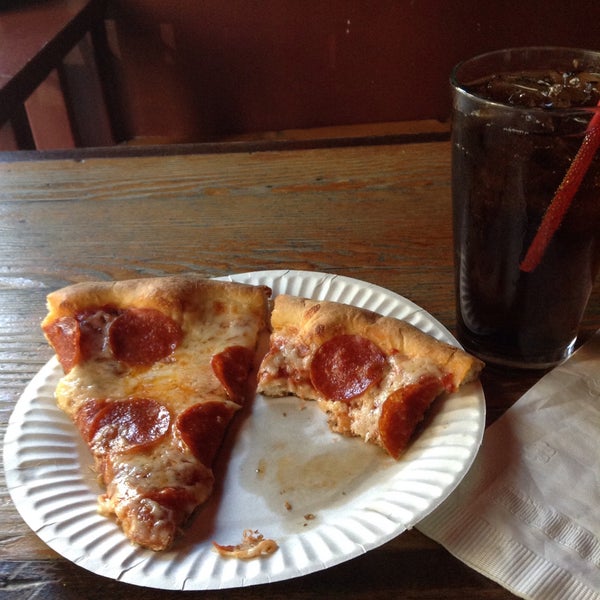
[258,335,446,449]
[53,301,265,551]
[58,310,260,413]
[98,436,214,551]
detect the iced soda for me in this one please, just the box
[452,47,600,368]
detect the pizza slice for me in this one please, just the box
[257,295,483,458]
[41,275,270,551]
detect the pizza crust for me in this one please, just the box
[267,295,483,389]
[42,274,271,326]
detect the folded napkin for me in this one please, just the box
[418,330,600,600]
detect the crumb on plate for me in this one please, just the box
[213,529,278,559]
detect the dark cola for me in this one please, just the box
[452,49,600,368]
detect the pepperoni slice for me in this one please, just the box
[77,307,120,362]
[176,401,237,466]
[75,398,108,444]
[379,376,444,458]
[108,308,183,366]
[85,397,171,456]
[211,346,254,404]
[43,316,81,372]
[44,307,122,371]
[310,334,386,401]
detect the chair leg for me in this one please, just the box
[7,104,36,151]
[90,18,127,144]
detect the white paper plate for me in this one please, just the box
[4,270,485,590]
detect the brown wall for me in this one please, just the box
[103,0,600,143]
[3,0,576,147]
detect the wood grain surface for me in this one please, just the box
[1,141,597,599]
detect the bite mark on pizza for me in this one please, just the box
[257,295,483,459]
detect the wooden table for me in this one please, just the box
[1,139,598,599]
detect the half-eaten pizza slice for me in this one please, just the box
[41,275,270,551]
[257,295,483,458]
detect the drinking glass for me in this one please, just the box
[451,47,600,368]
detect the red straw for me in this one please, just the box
[520,104,600,272]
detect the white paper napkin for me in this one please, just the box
[418,330,600,600]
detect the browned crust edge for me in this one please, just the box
[42,274,272,328]
[269,294,484,388]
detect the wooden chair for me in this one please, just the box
[0,0,113,150]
